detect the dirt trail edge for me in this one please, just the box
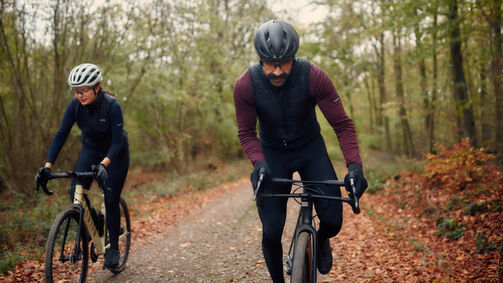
[88,179,270,282]
[87,178,432,283]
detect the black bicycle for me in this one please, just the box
[36,171,131,283]
[254,173,361,283]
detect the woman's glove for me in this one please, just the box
[92,164,108,184]
[35,167,51,185]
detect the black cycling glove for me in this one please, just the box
[344,162,368,199]
[250,160,269,191]
[92,164,108,185]
[35,167,51,185]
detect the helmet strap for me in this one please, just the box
[92,83,102,96]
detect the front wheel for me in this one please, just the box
[45,207,88,283]
[107,197,131,274]
[290,231,313,283]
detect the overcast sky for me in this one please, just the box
[268,0,328,26]
[24,0,328,43]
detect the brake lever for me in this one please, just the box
[41,182,54,195]
[96,179,111,193]
[350,178,360,214]
[35,181,54,196]
[34,172,54,196]
[253,170,265,201]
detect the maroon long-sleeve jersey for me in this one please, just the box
[233,62,362,166]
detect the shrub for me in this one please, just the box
[423,139,496,191]
[475,234,495,254]
[435,217,465,241]
[464,201,488,216]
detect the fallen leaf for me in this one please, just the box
[180,242,191,248]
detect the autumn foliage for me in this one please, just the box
[1,140,502,281]
[367,139,503,281]
[423,138,500,192]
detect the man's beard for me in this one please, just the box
[267,72,288,80]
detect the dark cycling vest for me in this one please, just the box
[75,92,128,152]
[248,58,321,149]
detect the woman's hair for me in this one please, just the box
[101,88,116,97]
[93,82,115,97]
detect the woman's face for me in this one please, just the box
[73,86,97,106]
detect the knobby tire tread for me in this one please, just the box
[44,207,88,283]
[290,231,311,283]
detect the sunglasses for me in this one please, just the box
[262,58,293,73]
[72,87,92,96]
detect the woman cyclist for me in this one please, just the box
[36,63,129,269]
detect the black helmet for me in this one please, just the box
[253,20,299,61]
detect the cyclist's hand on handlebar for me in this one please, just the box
[344,162,368,199]
[35,167,51,185]
[250,160,269,191]
[91,164,108,185]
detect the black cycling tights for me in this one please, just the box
[70,145,129,250]
[257,135,342,283]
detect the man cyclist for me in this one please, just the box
[233,20,367,282]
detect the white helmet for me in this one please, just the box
[68,63,103,87]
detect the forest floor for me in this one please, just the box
[1,145,502,282]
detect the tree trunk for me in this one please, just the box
[429,0,439,153]
[448,0,477,146]
[363,74,375,134]
[479,62,492,147]
[374,32,392,152]
[393,33,415,157]
[490,0,503,155]
[343,75,354,117]
[414,9,431,133]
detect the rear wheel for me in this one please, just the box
[290,231,313,283]
[45,207,88,283]
[106,198,131,274]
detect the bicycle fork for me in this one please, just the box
[58,184,105,264]
[288,196,318,282]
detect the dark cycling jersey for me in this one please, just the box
[45,89,129,251]
[45,90,128,164]
[233,59,362,166]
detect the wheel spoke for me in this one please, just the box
[45,208,88,283]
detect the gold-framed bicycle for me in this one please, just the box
[36,171,131,282]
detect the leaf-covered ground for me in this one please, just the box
[1,141,502,282]
[334,140,502,282]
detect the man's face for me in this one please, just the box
[262,58,293,87]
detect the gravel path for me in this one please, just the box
[88,179,270,282]
[4,152,493,282]
[85,179,349,282]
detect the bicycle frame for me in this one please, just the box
[47,172,111,256]
[73,184,107,255]
[40,169,131,280]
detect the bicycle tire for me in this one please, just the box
[108,197,131,274]
[45,207,89,283]
[290,231,313,283]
